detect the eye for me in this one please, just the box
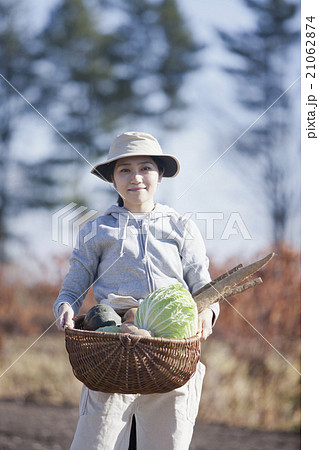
[119,168,130,173]
[142,166,152,171]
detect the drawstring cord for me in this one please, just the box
[144,215,150,262]
[143,215,153,293]
[119,213,129,257]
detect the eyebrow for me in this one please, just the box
[116,160,155,167]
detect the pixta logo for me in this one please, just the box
[52,202,98,249]
[196,212,252,240]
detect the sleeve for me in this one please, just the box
[180,218,220,327]
[53,221,101,318]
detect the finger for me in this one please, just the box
[199,323,205,340]
[200,327,211,340]
[64,320,74,329]
[202,327,212,340]
[57,312,71,331]
[63,313,74,329]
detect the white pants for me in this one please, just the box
[70,361,205,450]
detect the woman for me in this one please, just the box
[54,131,220,450]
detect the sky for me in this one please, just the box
[6,0,301,279]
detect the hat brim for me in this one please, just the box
[91,153,180,182]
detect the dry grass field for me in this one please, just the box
[0,244,300,433]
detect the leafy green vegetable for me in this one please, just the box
[134,284,198,339]
[95,325,121,333]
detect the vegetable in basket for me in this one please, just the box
[134,284,198,339]
[95,323,153,337]
[83,304,122,331]
[122,307,138,324]
[96,325,122,333]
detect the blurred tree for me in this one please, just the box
[0,1,70,262]
[0,2,22,259]
[217,0,299,245]
[0,0,200,262]
[36,0,200,159]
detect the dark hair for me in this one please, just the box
[151,157,165,176]
[109,157,164,207]
[117,194,124,207]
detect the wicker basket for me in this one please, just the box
[65,316,201,395]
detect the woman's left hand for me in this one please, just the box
[197,308,213,341]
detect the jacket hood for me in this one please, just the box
[102,203,180,259]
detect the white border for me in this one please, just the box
[301,0,319,447]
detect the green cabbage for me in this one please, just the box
[134,284,198,339]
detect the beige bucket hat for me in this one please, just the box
[91,131,180,182]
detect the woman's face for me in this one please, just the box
[112,156,163,212]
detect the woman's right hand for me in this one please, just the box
[56,303,75,331]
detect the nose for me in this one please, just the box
[131,171,143,183]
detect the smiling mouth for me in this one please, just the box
[128,187,146,191]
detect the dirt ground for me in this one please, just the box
[0,400,300,450]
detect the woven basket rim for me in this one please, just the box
[65,326,200,344]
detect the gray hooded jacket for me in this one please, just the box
[53,203,220,322]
